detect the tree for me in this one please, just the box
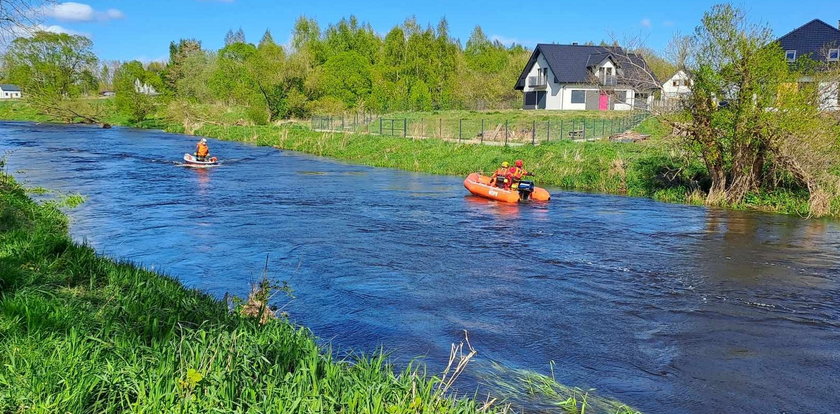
[224,27,246,46]
[5,31,98,97]
[165,39,202,93]
[0,0,50,43]
[114,61,158,122]
[678,4,838,215]
[259,30,276,47]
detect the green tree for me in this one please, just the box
[318,51,372,108]
[681,4,838,215]
[5,31,98,98]
[114,61,158,122]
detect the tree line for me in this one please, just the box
[1,16,549,123]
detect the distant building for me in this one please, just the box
[777,19,840,111]
[661,70,692,101]
[0,84,22,99]
[514,44,660,111]
[134,78,159,96]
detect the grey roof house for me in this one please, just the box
[776,19,840,111]
[514,44,659,111]
[0,84,22,99]
[777,19,840,64]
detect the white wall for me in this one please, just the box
[522,53,564,109]
[662,70,692,99]
[0,89,21,99]
[521,52,648,111]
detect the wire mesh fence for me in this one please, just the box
[310,112,650,145]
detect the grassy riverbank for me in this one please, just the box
[0,173,509,412]
[0,100,826,216]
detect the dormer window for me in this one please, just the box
[829,49,840,62]
[785,50,797,62]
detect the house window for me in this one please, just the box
[673,80,679,87]
[571,90,586,104]
[615,91,627,102]
[524,91,537,106]
[785,50,796,62]
[829,49,840,62]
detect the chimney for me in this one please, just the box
[572,42,578,46]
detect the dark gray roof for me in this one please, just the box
[0,84,21,91]
[777,19,840,62]
[514,44,659,90]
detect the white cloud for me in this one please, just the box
[640,18,652,28]
[40,2,124,22]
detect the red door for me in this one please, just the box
[598,93,609,111]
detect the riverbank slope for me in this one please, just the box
[0,172,499,412]
[0,100,825,217]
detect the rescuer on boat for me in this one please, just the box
[194,138,210,162]
[509,160,533,188]
[490,161,512,189]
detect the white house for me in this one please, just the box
[777,19,840,111]
[514,44,659,111]
[134,78,159,96]
[661,70,692,101]
[0,84,22,99]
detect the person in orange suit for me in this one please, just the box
[194,138,210,161]
[490,161,512,189]
[508,159,532,188]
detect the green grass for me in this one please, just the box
[197,122,705,202]
[0,173,645,413]
[316,110,648,142]
[0,174,519,413]
[0,99,831,217]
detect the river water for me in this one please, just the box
[2,121,839,413]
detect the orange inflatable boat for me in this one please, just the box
[463,173,551,203]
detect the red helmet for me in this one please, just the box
[515,160,523,167]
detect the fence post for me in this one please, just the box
[379,118,382,135]
[391,119,395,136]
[439,118,442,138]
[531,120,536,145]
[546,121,550,142]
[583,121,586,140]
[504,120,509,146]
[341,115,345,132]
[560,119,564,140]
[404,118,407,138]
[459,119,462,142]
[481,119,484,144]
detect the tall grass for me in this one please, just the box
[0,175,512,413]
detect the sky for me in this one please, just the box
[29,0,840,62]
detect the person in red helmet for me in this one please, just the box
[508,159,532,188]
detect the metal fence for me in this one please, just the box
[310,112,650,145]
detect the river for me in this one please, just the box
[1,121,839,413]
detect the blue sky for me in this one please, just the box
[35,0,840,62]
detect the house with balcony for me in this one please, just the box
[514,44,659,111]
[777,19,840,111]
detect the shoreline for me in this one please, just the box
[0,101,824,218]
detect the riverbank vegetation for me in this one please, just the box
[0,172,507,412]
[1,3,838,217]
